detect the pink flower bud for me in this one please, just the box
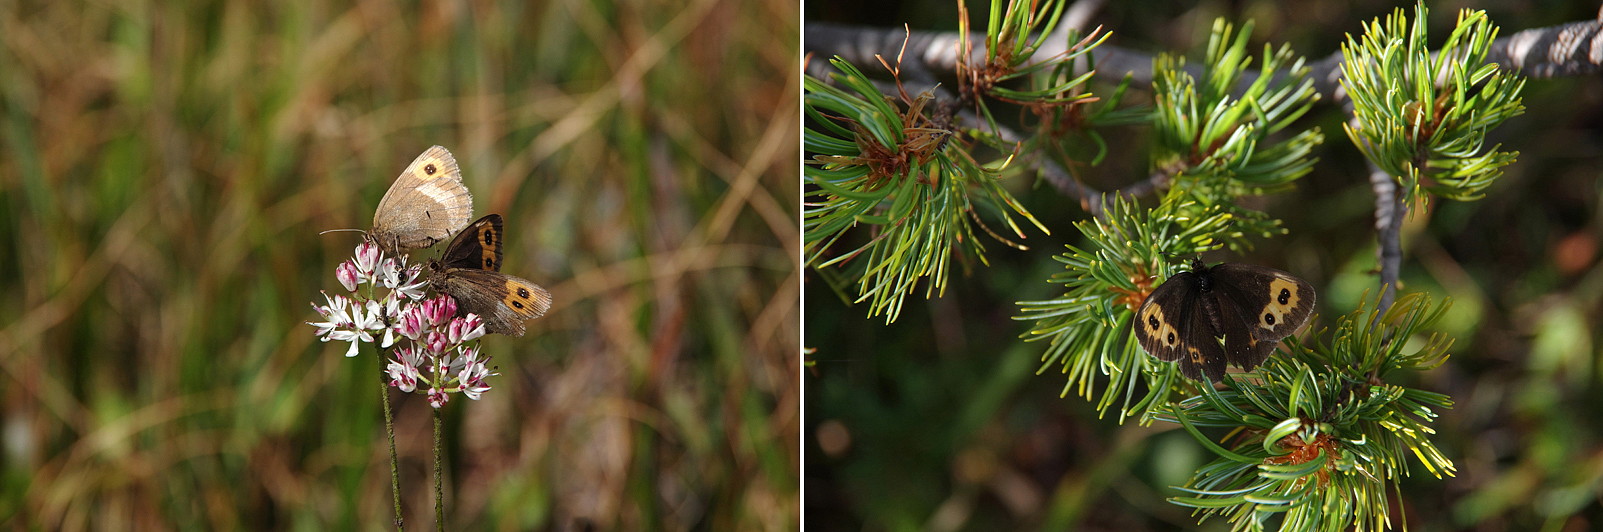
[425,331,448,355]
[354,240,381,274]
[336,261,360,292]
[421,295,456,327]
[448,315,487,344]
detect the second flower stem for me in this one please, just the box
[434,407,444,531]
[381,349,404,531]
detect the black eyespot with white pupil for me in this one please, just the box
[424,163,438,175]
[1147,315,1160,330]
[1166,332,1176,345]
[1264,313,1276,325]
[483,257,496,269]
[1278,288,1291,305]
[482,230,495,245]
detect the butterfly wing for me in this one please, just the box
[1201,286,1275,371]
[436,268,553,337]
[1133,271,1227,381]
[440,214,505,271]
[1207,263,1317,369]
[1175,295,1230,381]
[372,146,474,253]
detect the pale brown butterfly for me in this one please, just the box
[370,146,474,254]
[429,214,553,336]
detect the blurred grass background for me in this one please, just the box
[805,1,1603,530]
[1,0,797,530]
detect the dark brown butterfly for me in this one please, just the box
[1131,258,1316,381]
[429,214,553,336]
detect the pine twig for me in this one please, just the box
[807,18,1603,99]
[1369,158,1403,314]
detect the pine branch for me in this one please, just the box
[968,101,1167,218]
[1349,97,1404,314]
[809,13,1581,218]
[1369,156,1403,313]
[807,17,1603,100]
[1342,5,1526,315]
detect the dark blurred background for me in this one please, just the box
[1,0,797,529]
[805,1,1603,530]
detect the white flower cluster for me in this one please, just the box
[309,240,496,407]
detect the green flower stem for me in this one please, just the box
[434,407,444,531]
[380,348,404,531]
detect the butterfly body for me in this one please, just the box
[1132,259,1315,382]
[429,214,553,336]
[371,146,475,254]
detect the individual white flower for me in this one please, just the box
[455,347,495,401]
[307,291,351,337]
[387,345,423,392]
[394,263,428,300]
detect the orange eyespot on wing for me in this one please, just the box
[438,214,504,271]
[463,215,503,271]
[409,146,458,181]
[502,279,552,319]
[1257,276,1310,332]
[1136,303,1183,356]
[476,223,500,271]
